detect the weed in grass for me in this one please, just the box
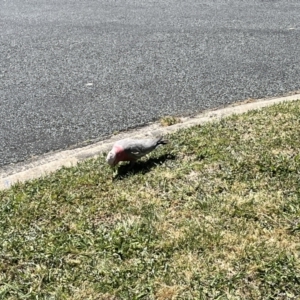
[160,116,182,127]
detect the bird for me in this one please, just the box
[106,136,168,167]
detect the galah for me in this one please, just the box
[106,136,168,167]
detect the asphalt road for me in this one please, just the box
[1,0,300,167]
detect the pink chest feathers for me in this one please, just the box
[113,145,135,162]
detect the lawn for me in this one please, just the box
[1,101,300,299]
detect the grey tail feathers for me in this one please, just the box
[156,136,168,146]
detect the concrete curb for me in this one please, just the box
[1,93,300,190]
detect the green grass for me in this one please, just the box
[1,101,300,299]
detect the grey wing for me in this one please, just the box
[119,139,158,159]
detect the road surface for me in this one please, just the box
[1,0,300,167]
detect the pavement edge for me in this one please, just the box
[1,93,300,190]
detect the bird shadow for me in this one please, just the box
[113,153,176,181]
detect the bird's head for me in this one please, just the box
[106,150,117,167]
